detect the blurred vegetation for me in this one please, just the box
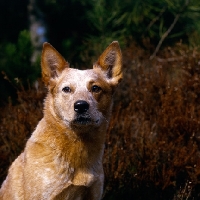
[0,0,200,75]
[0,30,40,105]
[0,30,40,85]
[36,0,200,64]
[1,0,200,199]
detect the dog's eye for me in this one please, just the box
[62,86,71,93]
[91,85,102,93]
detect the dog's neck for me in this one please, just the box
[30,112,106,168]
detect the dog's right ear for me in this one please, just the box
[41,42,69,86]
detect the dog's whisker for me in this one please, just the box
[101,114,109,123]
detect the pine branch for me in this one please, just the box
[150,13,181,60]
[150,0,191,60]
[145,6,167,33]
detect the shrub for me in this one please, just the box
[0,30,40,87]
[32,0,200,68]
[81,0,200,63]
[103,42,200,199]
[0,30,40,104]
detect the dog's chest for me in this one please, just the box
[52,152,99,187]
[52,169,101,200]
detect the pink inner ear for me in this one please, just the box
[50,68,59,79]
[104,51,116,66]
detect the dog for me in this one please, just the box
[0,41,122,200]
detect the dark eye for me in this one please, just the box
[62,86,71,93]
[91,85,102,93]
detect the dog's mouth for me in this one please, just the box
[71,114,100,126]
[74,116,92,125]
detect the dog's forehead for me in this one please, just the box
[61,68,99,84]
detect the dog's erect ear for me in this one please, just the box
[93,41,122,85]
[41,42,69,85]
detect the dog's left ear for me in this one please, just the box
[41,42,69,86]
[93,41,123,86]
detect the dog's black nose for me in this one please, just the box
[74,100,89,114]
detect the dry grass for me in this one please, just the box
[103,42,200,199]
[1,42,200,199]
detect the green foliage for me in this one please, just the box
[81,0,200,60]
[80,0,126,64]
[120,0,200,42]
[0,30,40,88]
[1,0,200,68]
[36,0,200,65]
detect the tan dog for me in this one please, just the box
[0,41,122,200]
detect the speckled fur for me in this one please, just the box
[0,41,122,200]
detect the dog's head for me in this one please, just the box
[41,41,122,130]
